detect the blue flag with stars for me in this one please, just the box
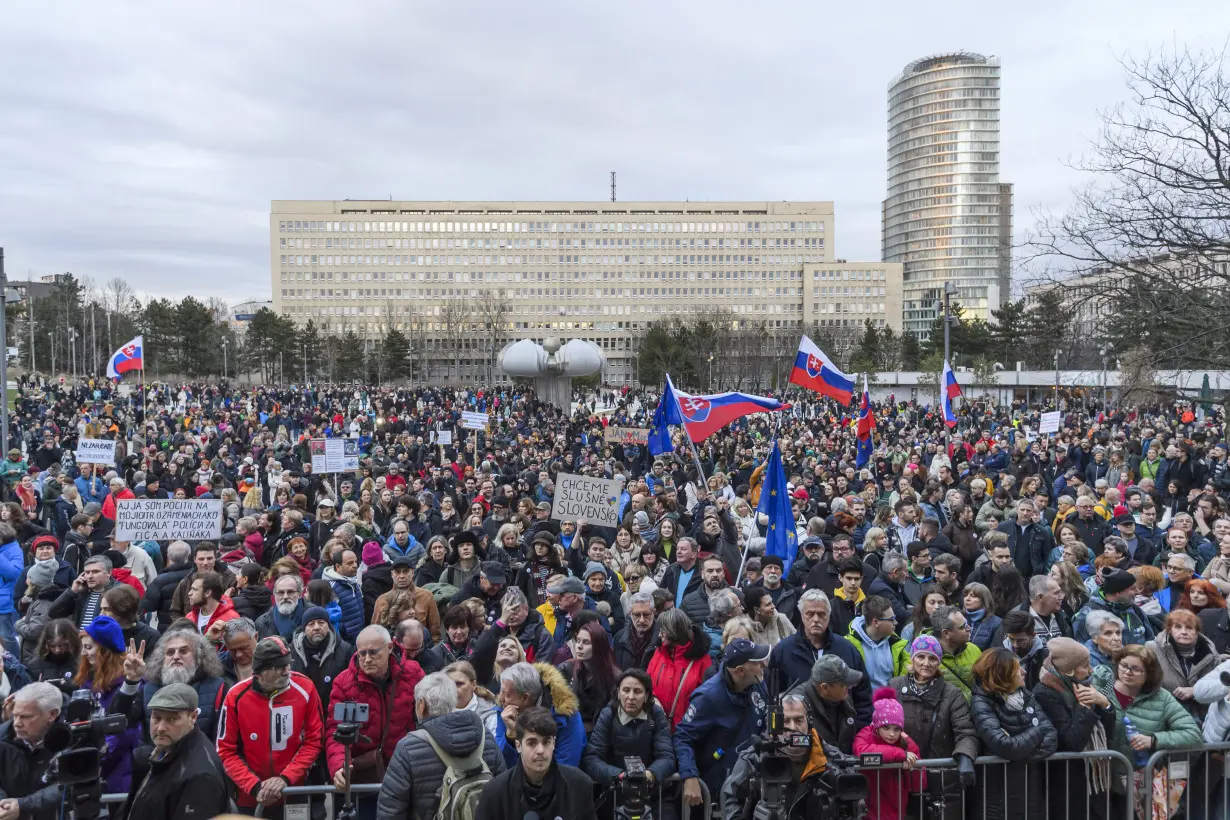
[647,374,683,456]
[755,440,796,572]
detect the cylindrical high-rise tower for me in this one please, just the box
[883,53,1011,338]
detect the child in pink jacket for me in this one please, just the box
[853,687,928,820]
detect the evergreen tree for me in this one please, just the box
[850,319,880,374]
[900,333,922,370]
[336,330,365,381]
[383,328,410,381]
[989,299,1030,368]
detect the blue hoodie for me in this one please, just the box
[849,616,895,688]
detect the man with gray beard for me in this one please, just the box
[255,574,306,641]
[108,628,229,742]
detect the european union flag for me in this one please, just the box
[647,374,683,456]
[756,440,796,572]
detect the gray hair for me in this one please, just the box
[799,589,830,611]
[500,661,543,702]
[1028,575,1055,599]
[414,671,459,718]
[882,553,908,574]
[501,586,528,610]
[358,624,392,644]
[167,540,192,564]
[657,608,693,645]
[829,497,848,514]
[1085,610,1124,636]
[628,591,653,608]
[109,477,126,490]
[13,681,62,714]
[334,522,357,543]
[274,573,304,594]
[223,617,258,643]
[1169,553,1197,571]
[84,555,112,573]
[781,693,809,711]
[931,605,964,635]
[148,628,224,685]
[709,588,740,621]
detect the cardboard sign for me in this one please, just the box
[551,473,621,527]
[1039,411,1062,434]
[603,426,650,445]
[309,438,360,473]
[116,498,222,542]
[460,411,489,431]
[75,438,117,465]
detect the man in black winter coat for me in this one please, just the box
[290,607,354,706]
[614,592,658,671]
[474,705,593,820]
[140,540,193,632]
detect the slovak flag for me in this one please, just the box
[789,335,854,404]
[856,375,874,468]
[941,360,962,428]
[673,385,785,442]
[106,335,144,379]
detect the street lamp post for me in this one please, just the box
[708,352,714,391]
[221,339,228,381]
[1100,344,1112,410]
[937,282,958,458]
[1054,350,1060,410]
[303,344,307,385]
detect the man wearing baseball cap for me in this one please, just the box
[217,637,325,812]
[117,684,229,820]
[786,654,864,753]
[673,638,769,807]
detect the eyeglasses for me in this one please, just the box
[356,646,389,659]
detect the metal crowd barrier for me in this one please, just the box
[1143,741,1230,820]
[851,749,1136,820]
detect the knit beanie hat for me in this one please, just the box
[361,541,385,566]
[85,616,126,655]
[302,606,331,625]
[1046,637,1090,675]
[910,635,942,659]
[872,687,905,729]
[26,558,60,589]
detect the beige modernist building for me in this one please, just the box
[883,53,1013,337]
[271,200,902,384]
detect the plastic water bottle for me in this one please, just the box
[1124,717,1149,767]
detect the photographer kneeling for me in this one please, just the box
[582,669,677,820]
[0,682,66,820]
[720,692,864,820]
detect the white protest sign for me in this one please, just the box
[460,411,489,431]
[116,498,222,542]
[309,438,360,473]
[75,438,117,465]
[551,473,622,527]
[433,430,453,446]
[1039,411,1062,434]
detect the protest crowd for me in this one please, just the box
[0,368,1227,820]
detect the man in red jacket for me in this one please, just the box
[326,624,424,790]
[216,636,324,811]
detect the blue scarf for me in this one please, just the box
[272,600,303,640]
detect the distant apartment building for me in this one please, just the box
[271,200,901,383]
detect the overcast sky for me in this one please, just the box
[3,1,1228,307]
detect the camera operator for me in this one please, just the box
[0,682,65,820]
[115,683,229,820]
[719,692,844,820]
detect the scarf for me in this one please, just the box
[1003,690,1027,711]
[520,763,561,813]
[903,673,940,699]
[1039,665,1111,792]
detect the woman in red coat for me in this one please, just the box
[324,624,424,788]
[646,609,713,727]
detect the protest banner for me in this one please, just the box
[75,438,117,465]
[1039,411,1062,434]
[551,473,622,527]
[116,498,222,542]
[603,426,650,445]
[460,411,489,431]
[432,430,454,445]
[309,438,360,473]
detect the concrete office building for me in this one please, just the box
[271,200,901,384]
[884,52,1012,337]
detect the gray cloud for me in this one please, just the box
[3,1,1228,304]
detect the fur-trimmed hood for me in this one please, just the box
[533,661,579,718]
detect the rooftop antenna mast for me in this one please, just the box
[610,171,616,203]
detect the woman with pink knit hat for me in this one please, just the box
[853,686,927,820]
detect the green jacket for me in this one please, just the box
[1107,686,1202,752]
[0,459,26,486]
[939,642,983,701]
[845,623,911,681]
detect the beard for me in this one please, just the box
[162,662,196,685]
[277,599,300,616]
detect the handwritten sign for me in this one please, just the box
[75,438,117,465]
[1039,411,1062,434]
[432,430,454,446]
[460,411,489,431]
[116,498,222,542]
[603,426,650,445]
[551,473,621,527]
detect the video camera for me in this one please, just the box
[331,702,371,820]
[43,690,129,820]
[615,756,651,820]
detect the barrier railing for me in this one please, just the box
[847,749,1136,820]
[253,784,382,819]
[1143,741,1230,820]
